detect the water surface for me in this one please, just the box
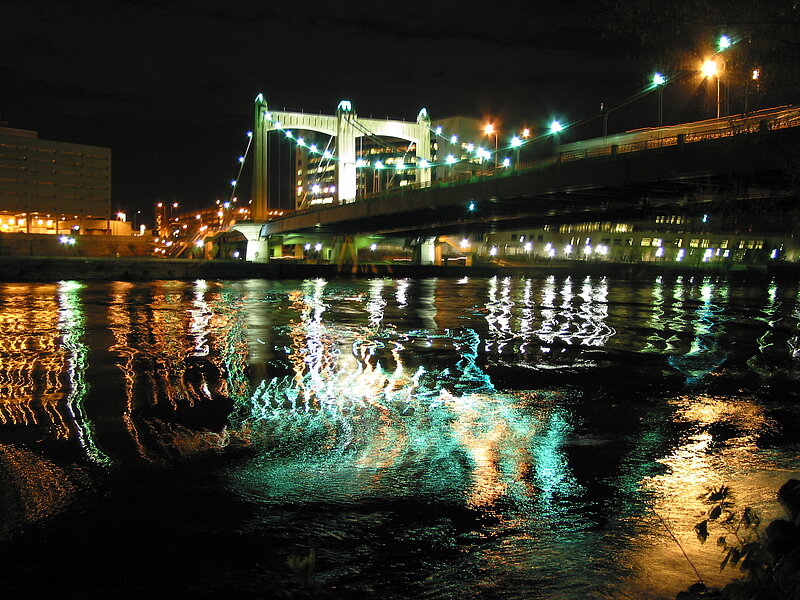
[1,275,799,599]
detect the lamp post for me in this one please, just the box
[549,120,563,156]
[510,135,522,170]
[652,72,666,127]
[701,58,720,118]
[483,123,498,168]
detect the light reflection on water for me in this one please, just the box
[0,276,799,598]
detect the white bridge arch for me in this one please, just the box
[251,94,431,220]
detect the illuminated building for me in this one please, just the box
[0,123,112,234]
[0,121,150,256]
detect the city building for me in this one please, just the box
[0,121,147,256]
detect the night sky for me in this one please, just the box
[1,0,661,219]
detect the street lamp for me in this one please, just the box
[549,120,563,155]
[483,123,498,167]
[701,58,720,118]
[510,135,522,170]
[652,72,666,127]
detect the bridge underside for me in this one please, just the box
[258,127,799,238]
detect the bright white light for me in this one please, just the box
[460,238,469,249]
[315,243,322,251]
[311,184,321,194]
[489,246,498,256]
[435,126,443,135]
[703,248,713,262]
[548,248,556,258]
[565,244,573,254]
[304,243,311,250]
[701,59,718,78]
[502,158,511,167]
[356,159,367,168]
[511,136,522,148]
[285,130,293,138]
[419,159,430,169]
[396,162,405,171]
[230,179,237,186]
[545,242,553,251]
[550,120,563,134]
[323,150,332,159]
[653,72,666,86]
[771,249,778,259]
[195,240,203,248]
[450,135,458,144]
[309,144,318,153]
[297,137,306,147]
[583,245,592,255]
[446,155,456,165]
[655,247,664,257]
[596,244,608,255]
[233,251,240,258]
[370,243,377,251]
[676,248,686,262]
[375,160,384,169]
[719,35,731,50]
[524,242,532,252]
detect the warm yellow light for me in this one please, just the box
[701,59,718,78]
[484,123,494,135]
[752,69,760,80]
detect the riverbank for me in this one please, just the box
[0,255,798,281]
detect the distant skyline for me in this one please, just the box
[2,0,726,220]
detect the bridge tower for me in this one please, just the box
[252,93,270,221]
[250,94,431,208]
[239,95,432,262]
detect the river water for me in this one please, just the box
[0,274,799,599]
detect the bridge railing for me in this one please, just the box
[559,104,800,163]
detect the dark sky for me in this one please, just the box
[1,0,660,217]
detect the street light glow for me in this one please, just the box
[484,123,494,135]
[718,35,731,50]
[701,59,718,78]
[653,72,666,86]
[549,120,563,134]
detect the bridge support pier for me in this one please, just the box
[245,240,270,262]
[228,223,274,262]
[412,237,440,266]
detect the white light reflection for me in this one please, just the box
[58,281,110,464]
[395,279,409,308]
[667,278,729,384]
